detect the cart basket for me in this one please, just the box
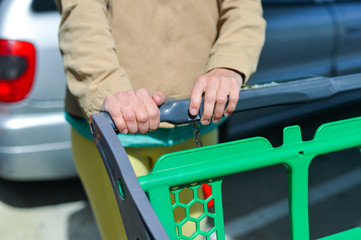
[90,74,361,240]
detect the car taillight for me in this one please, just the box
[0,39,36,102]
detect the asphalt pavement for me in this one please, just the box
[0,177,100,240]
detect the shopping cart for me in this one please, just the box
[90,74,361,240]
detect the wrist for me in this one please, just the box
[211,67,244,85]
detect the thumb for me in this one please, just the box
[152,92,166,106]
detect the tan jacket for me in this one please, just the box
[57,0,266,120]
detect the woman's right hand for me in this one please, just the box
[100,89,165,134]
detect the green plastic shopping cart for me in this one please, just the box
[90,74,361,240]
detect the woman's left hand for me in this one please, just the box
[189,68,243,125]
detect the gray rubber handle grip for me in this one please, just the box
[102,73,361,127]
[159,74,361,124]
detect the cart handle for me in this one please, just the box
[103,73,361,127]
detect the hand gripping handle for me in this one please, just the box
[103,73,361,127]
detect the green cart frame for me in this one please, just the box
[90,75,361,240]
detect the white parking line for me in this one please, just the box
[224,168,361,239]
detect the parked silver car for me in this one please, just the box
[0,0,76,180]
[0,0,361,180]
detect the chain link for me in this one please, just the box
[192,122,203,148]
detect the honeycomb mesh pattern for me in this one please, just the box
[169,181,219,240]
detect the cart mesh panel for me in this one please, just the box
[169,180,223,240]
[139,116,361,240]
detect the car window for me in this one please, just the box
[31,0,57,12]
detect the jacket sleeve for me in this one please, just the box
[206,0,266,83]
[58,0,133,119]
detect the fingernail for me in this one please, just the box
[121,129,128,134]
[213,119,220,123]
[202,120,209,125]
[224,113,230,117]
[190,108,197,116]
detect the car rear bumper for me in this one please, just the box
[0,111,77,180]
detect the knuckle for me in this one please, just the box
[108,110,118,118]
[139,88,147,92]
[137,112,149,123]
[104,95,115,104]
[149,109,159,120]
[192,83,204,93]
[213,108,223,117]
[194,78,207,89]
[149,126,157,131]
[205,95,216,103]
[149,122,159,131]
[216,96,227,105]
[227,103,236,111]
[226,106,235,113]
[114,120,126,130]
[124,89,136,98]
[190,96,201,105]
[137,88,149,96]
[197,75,206,83]
[123,110,136,122]
[103,95,111,102]
[115,91,125,98]
[100,103,108,112]
[210,76,219,83]
[228,95,238,103]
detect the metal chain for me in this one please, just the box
[192,122,203,148]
